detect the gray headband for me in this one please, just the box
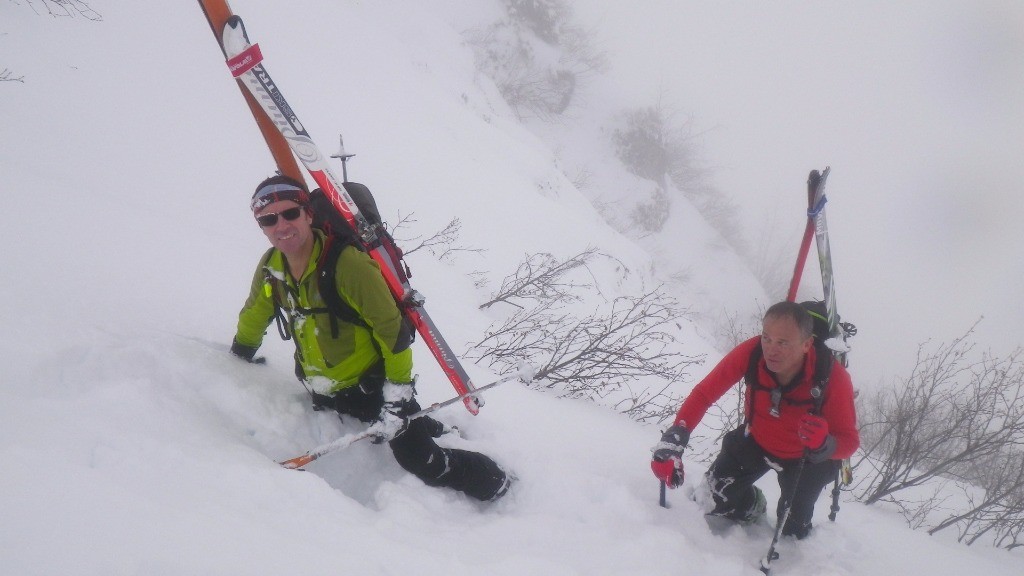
[250,182,309,212]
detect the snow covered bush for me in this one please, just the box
[467,0,605,120]
[611,103,745,252]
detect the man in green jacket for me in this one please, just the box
[231,174,511,502]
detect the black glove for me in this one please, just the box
[650,425,690,488]
[230,338,265,364]
[370,381,415,443]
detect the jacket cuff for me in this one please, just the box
[662,424,691,448]
[807,434,837,463]
[230,338,259,361]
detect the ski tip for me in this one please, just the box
[225,14,244,33]
[808,166,832,188]
[222,14,251,46]
[220,15,254,58]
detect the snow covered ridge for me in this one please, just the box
[1,2,1021,574]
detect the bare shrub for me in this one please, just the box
[390,214,483,264]
[467,0,606,121]
[927,448,1024,548]
[5,0,102,82]
[16,0,102,20]
[478,247,606,310]
[853,327,1024,549]
[467,283,703,421]
[613,106,674,184]
[0,68,25,83]
[630,185,671,233]
[611,102,745,250]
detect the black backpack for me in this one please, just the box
[800,300,833,345]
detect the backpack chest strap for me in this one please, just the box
[744,342,832,424]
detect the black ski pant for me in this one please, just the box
[705,427,838,538]
[312,377,507,502]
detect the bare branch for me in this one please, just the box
[467,284,703,421]
[0,68,25,83]
[389,213,484,263]
[479,247,606,310]
[19,0,102,20]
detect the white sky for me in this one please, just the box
[574,1,1024,385]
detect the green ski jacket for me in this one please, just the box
[235,232,413,394]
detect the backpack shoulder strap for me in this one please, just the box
[742,343,763,426]
[257,248,294,342]
[809,339,835,415]
[316,236,370,337]
[744,339,835,420]
[745,342,763,390]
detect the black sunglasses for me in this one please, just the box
[255,206,304,227]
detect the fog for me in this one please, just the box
[575,1,1024,386]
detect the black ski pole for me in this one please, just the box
[762,381,827,574]
[330,134,355,183]
[828,471,841,521]
[659,480,668,508]
[760,455,807,575]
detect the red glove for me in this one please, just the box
[797,413,829,450]
[651,456,684,488]
[651,425,689,488]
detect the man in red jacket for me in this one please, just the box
[650,301,859,538]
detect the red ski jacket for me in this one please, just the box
[674,336,859,461]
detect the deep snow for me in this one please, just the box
[1,2,1021,575]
